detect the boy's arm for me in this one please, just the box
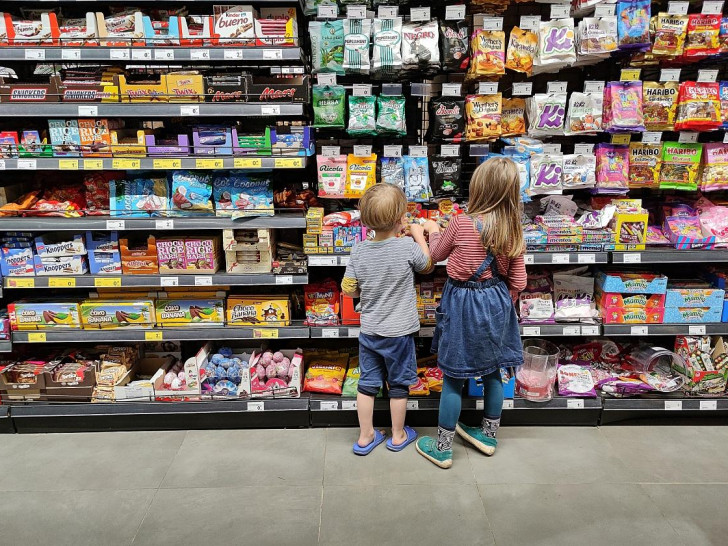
[409,225,434,274]
[341,248,360,298]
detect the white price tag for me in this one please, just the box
[574,143,594,154]
[678,132,699,144]
[567,399,585,409]
[668,1,689,14]
[522,326,541,336]
[702,0,724,13]
[551,254,570,264]
[547,81,568,94]
[550,4,571,18]
[340,256,350,266]
[642,132,662,144]
[419,327,435,337]
[524,254,535,265]
[321,146,341,157]
[442,83,462,97]
[578,253,596,264]
[348,328,360,338]
[581,325,599,336]
[247,401,265,412]
[17,159,36,170]
[441,145,460,157]
[353,145,372,157]
[131,49,152,61]
[725,132,728,144]
[342,400,358,410]
[623,253,642,263]
[698,69,719,83]
[276,275,294,285]
[542,144,561,154]
[261,105,281,116]
[154,49,175,60]
[562,326,581,336]
[106,220,125,230]
[322,328,340,338]
[583,81,605,94]
[502,399,514,410]
[0,160,5,170]
[317,73,337,85]
[700,400,718,410]
[689,325,707,335]
[78,105,98,116]
[478,82,498,95]
[630,325,649,336]
[378,6,398,18]
[317,4,338,18]
[352,84,372,97]
[406,400,419,410]
[481,17,504,31]
[61,49,81,60]
[519,16,541,31]
[446,5,466,20]
[320,400,338,410]
[665,400,683,411]
[224,49,244,60]
[262,49,283,60]
[410,7,431,22]
[383,145,403,158]
[194,276,213,286]
[409,146,428,157]
[512,82,533,96]
[160,277,179,287]
[191,49,210,60]
[476,400,484,411]
[308,255,337,266]
[594,3,616,16]
[660,69,681,82]
[347,5,367,19]
[24,49,45,60]
[155,219,174,229]
[180,105,200,117]
[110,49,130,60]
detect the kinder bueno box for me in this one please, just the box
[213,5,256,46]
[245,74,309,103]
[0,76,62,103]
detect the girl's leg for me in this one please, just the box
[436,375,466,451]
[481,368,504,438]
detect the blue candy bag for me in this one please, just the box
[403,156,432,202]
[213,171,274,218]
[617,0,651,50]
[169,171,213,216]
[380,156,405,189]
[110,177,169,217]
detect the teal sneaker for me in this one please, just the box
[415,436,453,469]
[456,422,497,456]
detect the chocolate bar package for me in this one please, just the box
[205,75,248,103]
[245,74,310,103]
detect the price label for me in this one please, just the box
[642,132,662,144]
[340,256,350,266]
[567,399,585,409]
[623,253,641,263]
[562,326,581,336]
[353,145,373,157]
[234,158,263,169]
[154,49,175,61]
[0,160,5,170]
[584,81,605,94]
[665,400,683,411]
[316,73,337,85]
[419,327,435,337]
[442,83,462,96]
[501,399,515,410]
[550,4,570,18]
[58,159,79,170]
[446,5,466,20]
[620,69,641,81]
[110,49,130,60]
[28,332,47,343]
[276,275,294,285]
[224,49,244,60]
[522,326,541,336]
[195,276,213,286]
[342,400,358,410]
[383,145,403,158]
[48,277,76,288]
[320,400,338,410]
[262,49,283,60]
[320,146,341,158]
[410,7,430,22]
[574,143,594,154]
[474,400,485,411]
[630,325,649,336]
[94,277,121,287]
[551,253,570,264]
[542,144,561,154]
[105,220,125,230]
[481,17,503,31]
[191,49,210,60]
[317,4,338,17]
[519,16,541,31]
[61,48,81,60]
[145,331,163,341]
[582,325,599,336]
[153,159,181,170]
[131,49,152,61]
[409,146,428,157]
[702,1,724,13]
[547,81,567,94]
[347,5,367,18]
[321,328,340,338]
[347,327,360,338]
[112,159,140,170]
[195,158,223,169]
[660,69,681,82]
[84,159,104,170]
[698,69,719,83]
[724,132,728,144]
[578,253,596,264]
[9,278,35,288]
[160,277,179,287]
[77,105,98,117]
[18,159,36,170]
[253,329,279,338]
[247,401,265,412]
[700,400,718,410]
[594,3,616,16]
[261,105,281,116]
[689,325,707,335]
[512,82,533,96]
[378,6,398,18]
[155,219,174,230]
[679,132,699,144]
[441,145,460,157]
[275,158,302,169]
[668,1,689,14]
[180,105,200,117]
[25,49,45,60]
[406,400,419,410]
[352,84,372,96]
[308,256,337,266]
[478,82,498,94]
[611,134,631,145]
[524,254,534,265]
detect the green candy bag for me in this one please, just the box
[310,20,345,74]
[347,95,377,136]
[313,85,346,128]
[376,95,407,136]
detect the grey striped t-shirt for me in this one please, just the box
[343,237,430,337]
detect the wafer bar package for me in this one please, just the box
[213,5,256,46]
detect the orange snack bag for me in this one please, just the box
[466,94,502,141]
[505,27,538,75]
[467,29,505,78]
[501,98,526,137]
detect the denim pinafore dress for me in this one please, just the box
[431,228,524,379]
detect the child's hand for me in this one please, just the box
[423,220,441,234]
[409,224,425,239]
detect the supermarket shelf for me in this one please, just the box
[0,156,307,171]
[0,406,12,434]
[0,213,306,231]
[0,47,303,63]
[309,326,360,339]
[0,341,12,353]
[9,399,310,433]
[612,249,728,264]
[601,397,728,425]
[525,252,609,265]
[601,323,728,336]
[519,324,601,337]
[4,273,308,289]
[307,255,350,267]
[12,326,311,343]
[0,103,305,118]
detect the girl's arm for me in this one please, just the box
[425,217,459,263]
[506,254,527,294]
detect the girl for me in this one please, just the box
[416,157,527,469]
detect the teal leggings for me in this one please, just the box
[438,370,503,431]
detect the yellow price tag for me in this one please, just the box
[153,158,182,169]
[112,159,140,170]
[94,277,122,287]
[253,328,279,338]
[620,69,641,81]
[195,158,224,169]
[58,159,79,170]
[611,134,631,145]
[83,159,104,170]
[48,277,77,288]
[234,157,263,169]
[274,157,302,169]
[145,331,163,341]
[27,332,47,343]
[8,277,35,288]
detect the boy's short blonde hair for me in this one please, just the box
[359,183,407,232]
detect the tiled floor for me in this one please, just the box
[1,426,726,545]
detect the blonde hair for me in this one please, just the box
[467,157,524,259]
[359,183,407,232]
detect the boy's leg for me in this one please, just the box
[356,335,386,448]
[382,334,418,446]
[389,396,408,445]
[356,392,376,447]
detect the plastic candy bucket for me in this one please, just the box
[515,339,560,402]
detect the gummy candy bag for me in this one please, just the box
[603,81,645,132]
[595,144,629,194]
[372,17,403,78]
[651,13,687,57]
[467,29,506,78]
[616,0,651,49]
[345,153,377,198]
[565,92,602,135]
[529,153,563,194]
[659,142,702,191]
[380,156,405,189]
[312,85,346,128]
[628,143,661,189]
[684,14,720,58]
[501,98,526,137]
[505,26,538,75]
[317,155,347,198]
[170,170,213,216]
[404,155,432,202]
[527,93,567,137]
[674,81,721,132]
[465,94,502,142]
[310,20,344,74]
[537,19,576,65]
[720,17,728,54]
[376,95,407,136]
[303,279,340,326]
[343,18,371,75]
[430,156,462,198]
[642,81,679,131]
[440,20,469,72]
[347,95,376,137]
[701,143,728,192]
[562,154,596,190]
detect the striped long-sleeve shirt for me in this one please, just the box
[429,214,527,293]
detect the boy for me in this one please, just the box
[342,183,433,455]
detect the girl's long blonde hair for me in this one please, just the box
[467,157,524,259]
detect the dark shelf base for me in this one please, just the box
[0,406,13,433]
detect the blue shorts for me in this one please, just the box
[358,333,417,399]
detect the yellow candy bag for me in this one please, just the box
[467,29,506,78]
[501,98,526,137]
[505,26,538,75]
[466,94,502,142]
[651,14,688,57]
[345,153,377,198]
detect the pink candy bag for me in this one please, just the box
[594,143,629,194]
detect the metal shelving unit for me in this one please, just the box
[519,324,601,337]
[307,255,351,267]
[525,252,609,265]
[0,103,305,118]
[4,273,308,289]
[601,323,728,336]
[0,47,304,62]
[601,397,728,425]
[0,156,306,171]
[612,249,728,264]
[0,406,12,434]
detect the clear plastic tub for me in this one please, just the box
[515,339,560,402]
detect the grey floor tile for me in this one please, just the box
[161,429,326,488]
[0,431,186,491]
[324,427,476,485]
[602,426,728,483]
[133,486,321,546]
[467,426,635,485]
[641,484,728,546]
[480,483,683,546]
[0,489,154,546]
[319,485,494,546]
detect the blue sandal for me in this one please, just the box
[386,426,418,452]
[353,429,387,456]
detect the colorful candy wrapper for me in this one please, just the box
[577,17,618,55]
[529,154,563,195]
[659,142,702,191]
[674,82,721,132]
[169,171,213,216]
[537,19,576,66]
[312,85,346,128]
[343,18,372,75]
[403,155,432,202]
[721,82,728,129]
[372,17,403,78]
[467,29,506,78]
[347,95,376,137]
[595,144,629,194]
[310,20,344,74]
[427,98,465,143]
[603,81,645,132]
[505,27,537,75]
[317,155,347,198]
[376,95,407,136]
[562,154,596,190]
[720,17,728,54]
[213,172,273,218]
[110,177,168,217]
[502,148,531,202]
[651,13,687,57]
[684,14,720,58]
[616,0,651,49]
[465,94,502,142]
[440,20,469,72]
[430,156,463,198]
[402,20,440,75]
[527,93,567,137]
[700,143,728,192]
[642,81,679,131]
[501,98,526,137]
[345,153,377,198]
[628,143,661,189]
[380,156,405,189]
[565,92,602,135]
